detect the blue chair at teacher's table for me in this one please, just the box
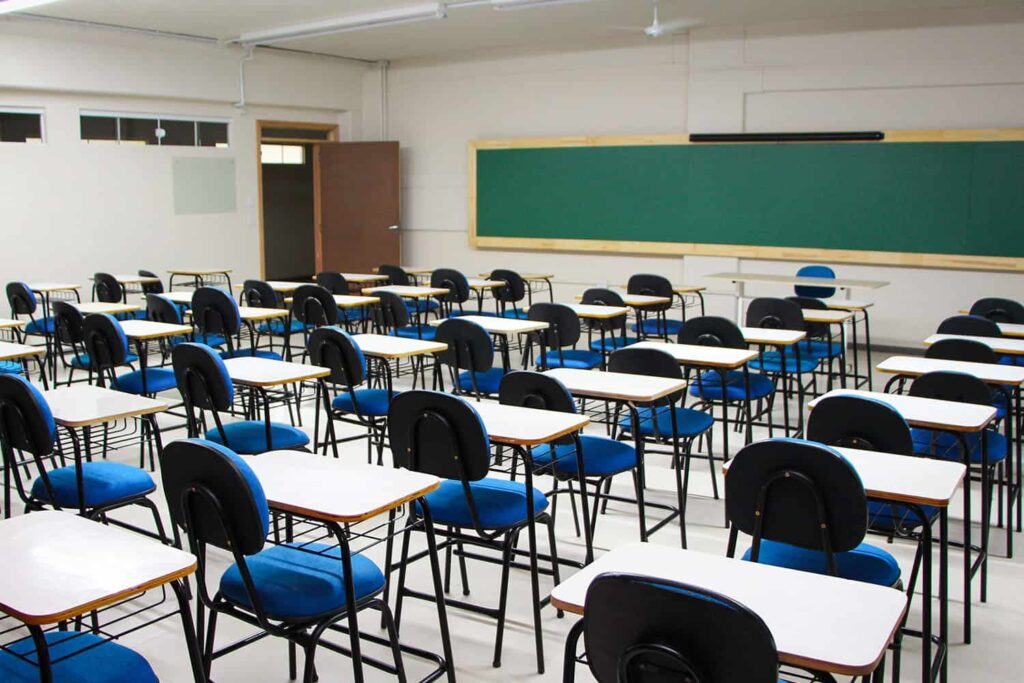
[160,438,403,683]
[0,374,170,544]
[435,317,505,398]
[528,303,602,370]
[793,264,837,299]
[308,326,397,464]
[387,390,559,674]
[171,342,308,454]
[564,573,787,683]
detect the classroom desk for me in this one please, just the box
[167,267,232,291]
[800,308,853,389]
[924,333,1024,356]
[724,446,965,683]
[0,341,47,390]
[340,272,389,285]
[543,367,690,547]
[29,283,82,380]
[0,318,25,345]
[707,271,889,322]
[241,451,452,682]
[809,389,997,645]
[38,384,168,499]
[551,543,906,680]
[73,301,142,316]
[0,512,204,682]
[351,333,447,390]
[823,299,876,389]
[119,319,194,395]
[879,355,1024,558]
[112,274,160,299]
[160,291,194,306]
[997,323,1024,338]
[334,294,380,308]
[428,315,547,371]
[466,278,505,313]
[224,356,329,388]
[238,305,288,322]
[738,328,808,432]
[627,340,758,454]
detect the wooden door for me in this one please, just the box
[314,142,401,273]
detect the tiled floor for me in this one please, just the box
[5,351,1022,682]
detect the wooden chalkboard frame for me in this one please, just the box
[468,129,1024,272]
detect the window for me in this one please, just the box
[261,144,305,165]
[0,109,44,143]
[79,111,229,147]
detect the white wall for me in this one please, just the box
[382,5,1024,347]
[0,17,371,292]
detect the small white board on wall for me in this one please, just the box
[173,157,236,215]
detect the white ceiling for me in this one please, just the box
[26,0,1023,61]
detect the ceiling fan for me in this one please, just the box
[619,3,703,38]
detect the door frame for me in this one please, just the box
[255,120,338,278]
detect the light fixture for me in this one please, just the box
[0,0,63,14]
[237,2,446,45]
[491,0,597,10]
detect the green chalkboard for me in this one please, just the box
[473,139,1024,267]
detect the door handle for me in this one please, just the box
[387,225,400,231]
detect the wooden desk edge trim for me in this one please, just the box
[231,368,332,387]
[489,418,590,447]
[0,562,197,626]
[266,481,441,524]
[54,403,170,428]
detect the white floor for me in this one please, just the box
[7,351,1023,682]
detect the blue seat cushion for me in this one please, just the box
[259,319,307,335]
[338,307,370,323]
[70,352,138,369]
[115,310,148,321]
[749,351,819,374]
[417,478,548,529]
[457,367,505,394]
[113,367,177,394]
[31,461,155,508]
[999,355,1024,367]
[689,370,775,401]
[332,388,399,416]
[743,539,901,587]
[500,309,529,320]
[631,318,683,335]
[220,542,385,620]
[798,339,843,359]
[911,428,1008,464]
[619,406,714,439]
[539,349,603,370]
[868,499,938,532]
[589,336,638,352]
[207,420,310,454]
[394,326,437,341]
[0,630,158,683]
[194,333,227,348]
[534,435,637,477]
[405,299,440,314]
[25,317,54,335]
[220,348,283,361]
[0,360,23,374]
[991,388,1011,419]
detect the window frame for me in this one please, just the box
[78,110,230,148]
[0,107,46,144]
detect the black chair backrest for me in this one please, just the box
[52,300,85,345]
[627,274,672,312]
[192,287,241,339]
[172,342,235,412]
[746,297,805,331]
[374,290,410,332]
[489,269,526,306]
[82,313,130,369]
[528,302,582,349]
[93,272,123,304]
[316,271,350,296]
[936,314,1000,338]
[160,438,268,555]
[581,288,627,332]
[585,573,779,683]
[6,282,38,317]
[307,326,367,387]
[786,295,829,337]
[499,371,576,446]
[292,284,338,327]
[608,347,683,405]
[970,297,1024,324]
[378,264,412,287]
[926,338,998,365]
[908,370,992,407]
[431,268,470,305]
[0,374,56,457]
[806,395,913,455]
[138,270,164,295]
[678,315,746,349]
[241,280,282,309]
[726,438,868,556]
[435,319,494,373]
[147,293,184,325]
[388,390,490,482]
